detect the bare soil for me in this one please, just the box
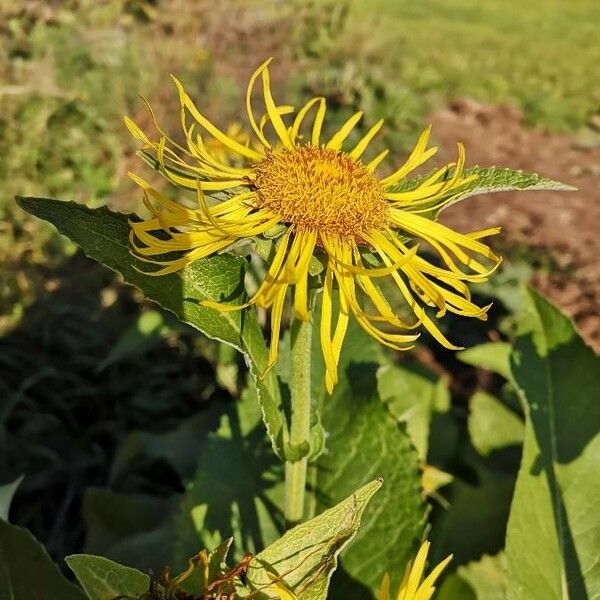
[430,99,600,352]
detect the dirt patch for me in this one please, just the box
[429,99,600,352]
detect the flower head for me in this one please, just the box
[126,58,500,393]
[379,541,452,600]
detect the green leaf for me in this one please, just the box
[378,364,450,460]
[468,391,524,457]
[247,480,382,600]
[0,519,85,600]
[0,476,23,521]
[438,554,507,600]
[505,288,600,599]
[67,555,149,600]
[457,342,512,380]
[377,362,459,472]
[314,319,427,599]
[392,166,574,220]
[16,197,287,459]
[174,388,284,567]
[449,166,576,205]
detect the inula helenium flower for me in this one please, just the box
[379,541,452,600]
[126,58,500,393]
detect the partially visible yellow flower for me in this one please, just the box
[126,58,501,393]
[379,541,452,600]
[204,121,251,166]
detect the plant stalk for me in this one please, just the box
[284,315,313,526]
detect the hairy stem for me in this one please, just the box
[284,316,313,526]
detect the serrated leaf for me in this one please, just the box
[505,288,600,599]
[468,391,524,457]
[247,480,382,600]
[313,318,427,599]
[67,554,149,600]
[16,197,287,459]
[457,342,512,380]
[452,166,575,200]
[0,519,86,600]
[391,166,574,220]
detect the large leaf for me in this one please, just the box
[16,197,287,458]
[247,480,382,600]
[505,289,600,599]
[174,387,284,567]
[66,555,149,600]
[0,519,85,600]
[313,319,427,599]
[392,166,574,220]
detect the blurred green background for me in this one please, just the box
[1,0,599,587]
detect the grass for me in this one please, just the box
[340,0,600,133]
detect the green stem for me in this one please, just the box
[284,315,313,526]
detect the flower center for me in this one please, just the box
[253,145,388,237]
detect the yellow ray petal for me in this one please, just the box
[326,111,364,150]
[380,127,437,186]
[259,105,295,138]
[366,149,389,172]
[260,64,293,148]
[246,57,273,148]
[172,75,263,161]
[349,118,384,160]
[312,98,327,145]
[290,96,325,144]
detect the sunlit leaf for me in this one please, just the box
[391,166,574,220]
[247,480,382,600]
[468,391,524,457]
[457,343,512,380]
[438,553,507,600]
[67,554,149,600]
[506,288,600,599]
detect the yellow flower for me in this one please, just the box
[126,58,501,394]
[379,541,452,600]
[203,121,251,166]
